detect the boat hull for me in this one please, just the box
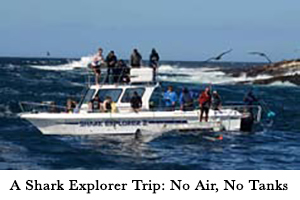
[19,109,243,136]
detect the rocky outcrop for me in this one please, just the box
[238,74,300,85]
[224,60,300,85]
[245,59,300,77]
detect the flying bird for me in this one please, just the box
[205,49,233,62]
[248,52,272,63]
[47,51,51,57]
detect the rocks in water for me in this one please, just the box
[252,74,300,85]
[246,59,300,77]
[222,59,300,86]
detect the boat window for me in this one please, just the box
[149,87,164,110]
[82,89,96,105]
[97,89,123,102]
[121,88,145,103]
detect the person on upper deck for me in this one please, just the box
[89,48,105,85]
[130,91,142,112]
[199,87,212,122]
[88,95,101,112]
[164,86,177,111]
[180,88,194,111]
[149,48,160,82]
[105,51,117,83]
[130,49,142,68]
[115,59,130,83]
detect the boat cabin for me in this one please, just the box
[80,67,159,113]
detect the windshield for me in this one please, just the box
[97,89,123,102]
[121,88,145,103]
[82,89,96,105]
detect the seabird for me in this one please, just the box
[248,52,272,63]
[205,49,233,62]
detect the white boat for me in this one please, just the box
[19,67,262,139]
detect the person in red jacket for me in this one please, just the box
[199,87,212,122]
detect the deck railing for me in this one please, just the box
[220,105,262,122]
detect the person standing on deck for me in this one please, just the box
[179,88,194,111]
[130,49,142,68]
[243,88,258,115]
[105,51,117,83]
[88,48,105,85]
[117,59,130,83]
[199,87,212,122]
[211,91,222,111]
[149,48,160,82]
[243,88,258,106]
[164,86,177,111]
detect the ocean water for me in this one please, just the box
[0,57,299,170]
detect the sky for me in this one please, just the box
[0,0,299,62]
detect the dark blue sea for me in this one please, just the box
[0,57,299,170]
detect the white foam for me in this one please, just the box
[267,81,297,87]
[158,64,274,85]
[29,56,93,71]
[27,57,299,86]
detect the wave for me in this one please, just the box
[0,104,14,118]
[267,81,298,87]
[29,56,93,71]
[158,64,273,85]
[26,56,299,86]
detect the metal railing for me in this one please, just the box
[19,101,67,113]
[86,67,132,86]
[220,105,262,122]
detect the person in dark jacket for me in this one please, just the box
[130,91,142,112]
[243,88,258,115]
[179,88,194,111]
[243,88,258,106]
[149,48,160,82]
[199,87,212,122]
[88,96,101,112]
[130,49,142,68]
[211,91,222,111]
[105,51,117,83]
[117,59,130,83]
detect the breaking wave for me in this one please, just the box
[29,56,93,71]
[27,56,299,86]
[158,64,273,85]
